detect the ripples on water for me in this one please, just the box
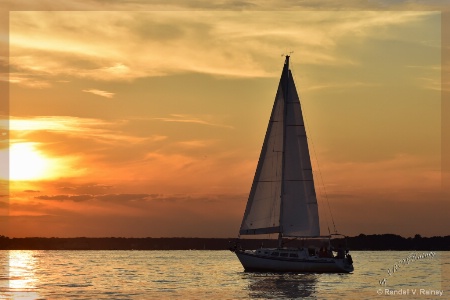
[0,250,448,299]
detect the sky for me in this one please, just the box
[0,1,449,238]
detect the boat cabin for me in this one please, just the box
[253,247,335,260]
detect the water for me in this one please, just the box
[0,250,448,299]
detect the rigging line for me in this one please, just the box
[290,62,336,235]
[307,115,337,234]
[310,133,337,234]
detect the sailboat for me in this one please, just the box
[231,56,354,273]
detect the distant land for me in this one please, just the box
[0,234,449,251]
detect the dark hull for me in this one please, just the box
[234,250,354,273]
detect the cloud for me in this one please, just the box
[9,116,148,145]
[4,192,245,237]
[5,114,237,188]
[9,116,112,132]
[35,193,154,202]
[82,89,115,98]
[3,0,447,14]
[9,10,436,82]
[177,140,216,148]
[9,188,450,237]
[95,193,153,202]
[7,116,171,180]
[55,183,114,194]
[302,82,379,92]
[153,114,234,129]
[406,65,442,91]
[36,194,93,202]
[9,73,52,88]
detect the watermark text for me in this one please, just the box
[378,251,436,286]
[377,288,443,297]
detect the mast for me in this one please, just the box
[278,55,290,248]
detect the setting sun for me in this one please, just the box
[9,142,53,181]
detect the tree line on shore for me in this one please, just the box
[0,234,448,250]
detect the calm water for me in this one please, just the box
[0,250,448,299]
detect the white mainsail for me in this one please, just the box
[239,56,320,237]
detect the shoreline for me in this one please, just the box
[0,234,449,251]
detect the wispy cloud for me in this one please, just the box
[302,81,379,92]
[9,116,111,132]
[8,116,148,144]
[6,116,169,176]
[35,193,154,202]
[406,65,441,91]
[9,10,436,82]
[6,191,246,237]
[3,0,449,11]
[9,73,51,88]
[177,140,216,148]
[154,114,234,129]
[82,89,115,98]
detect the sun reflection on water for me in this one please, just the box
[2,251,41,299]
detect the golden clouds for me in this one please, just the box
[82,89,115,98]
[153,114,234,129]
[6,114,247,194]
[10,116,119,139]
[9,10,437,89]
[7,116,143,184]
[5,191,246,237]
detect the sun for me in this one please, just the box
[9,142,54,181]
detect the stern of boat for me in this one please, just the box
[337,256,354,273]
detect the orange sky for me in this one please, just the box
[1,1,449,238]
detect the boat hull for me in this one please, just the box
[234,250,353,273]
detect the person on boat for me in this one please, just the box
[229,240,241,252]
[346,252,353,264]
[337,244,345,259]
[319,247,327,258]
[327,247,333,258]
